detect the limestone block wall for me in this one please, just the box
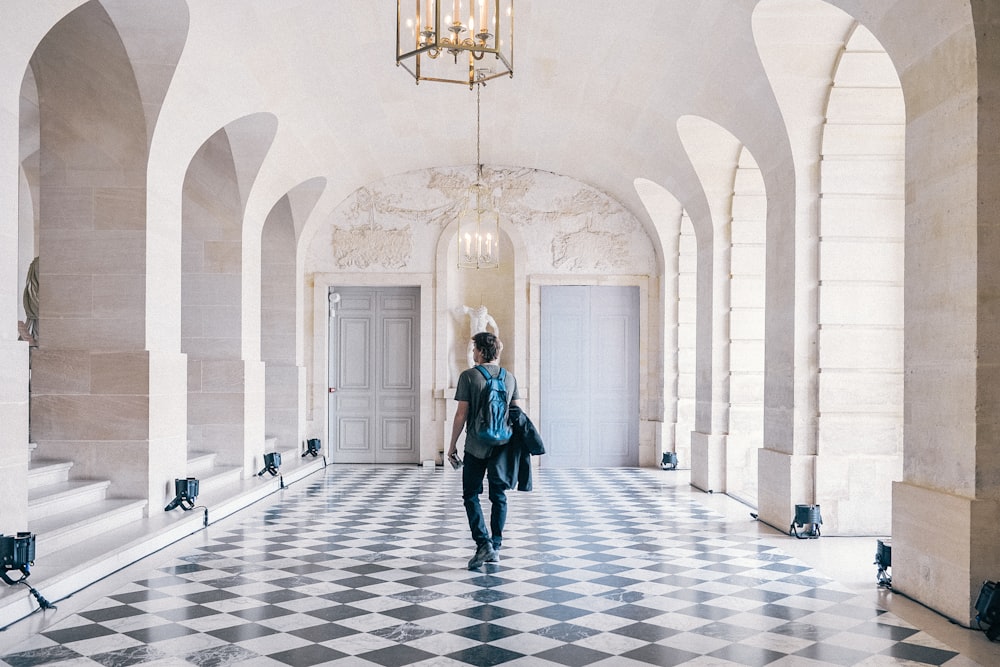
[261,195,300,451]
[814,25,904,535]
[675,215,697,469]
[727,151,767,506]
[182,127,252,469]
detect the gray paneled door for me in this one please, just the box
[541,285,639,468]
[329,286,420,464]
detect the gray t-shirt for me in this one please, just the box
[455,364,520,459]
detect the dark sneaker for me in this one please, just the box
[486,547,500,563]
[468,542,497,569]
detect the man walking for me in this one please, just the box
[447,331,521,569]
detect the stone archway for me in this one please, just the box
[28,0,189,507]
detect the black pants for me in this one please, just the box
[462,449,506,550]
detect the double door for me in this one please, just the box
[541,285,639,468]
[329,287,420,464]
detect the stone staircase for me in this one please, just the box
[0,438,326,630]
[186,450,245,504]
[27,465,148,555]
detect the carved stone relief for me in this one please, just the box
[331,224,412,269]
[309,166,654,275]
[553,227,630,270]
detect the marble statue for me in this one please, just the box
[463,304,498,367]
[17,256,38,346]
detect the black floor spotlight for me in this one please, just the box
[164,477,200,511]
[874,538,892,588]
[976,580,1000,641]
[660,451,679,470]
[789,503,823,539]
[0,532,55,610]
[257,452,282,477]
[0,532,36,586]
[303,438,322,458]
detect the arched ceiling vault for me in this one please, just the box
[10,1,977,256]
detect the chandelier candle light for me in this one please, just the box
[457,83,500,269]
[397,0,513,87]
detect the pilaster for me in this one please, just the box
[690,431,727,493]
[892,482,1000,626]
[0,340,30,534]
[757,448,816,534]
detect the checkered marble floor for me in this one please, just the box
[0,466,984,666]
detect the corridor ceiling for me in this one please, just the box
[13,0,878,242]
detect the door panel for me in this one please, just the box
[339,319,371,389]
[541,285,639,468]
[330,286,420,463]
[339,418,369,451]
[382,318,413,388]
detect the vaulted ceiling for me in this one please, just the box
[8,1,944,251]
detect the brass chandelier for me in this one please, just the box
[396,0,513,88]
[397,1,512,269]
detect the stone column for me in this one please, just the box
[0,340,30,534]
[889,2,1000,625]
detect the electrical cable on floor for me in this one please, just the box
[0,570,56,614]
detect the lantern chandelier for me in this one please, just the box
[456,83,500,269]
[397,1,511,268]
[396,0,514,87]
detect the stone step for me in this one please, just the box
[29,498,148,555]
[162,461,244,511]
[197,464,244,494]
[0,454,327,629]
[27,459,73,490]
[27,479,111,520]
[187,451,218,477]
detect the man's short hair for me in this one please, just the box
[472,332,500,362]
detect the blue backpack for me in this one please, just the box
[472,365,513,445]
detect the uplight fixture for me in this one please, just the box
[789,503,823,539]
[874,538,892,588]
[303,438,322,458]
[164,477,200,511]
[257,452,282,477]
[976,580,1000,641]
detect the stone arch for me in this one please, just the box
[181,113,278,474]
[756,0,985,622]
[814,23,904,535]
[26,0,190,507]
[753,0,904,537]
[752,0,859,533]
[634,178,683,469]
[262,177,326,451]
[31,1,149,351]
[675,117,768,502]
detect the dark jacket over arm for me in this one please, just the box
[493,405,544,491]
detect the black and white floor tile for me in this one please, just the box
[0,467,985,666]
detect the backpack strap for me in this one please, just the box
[475,365,506,383]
